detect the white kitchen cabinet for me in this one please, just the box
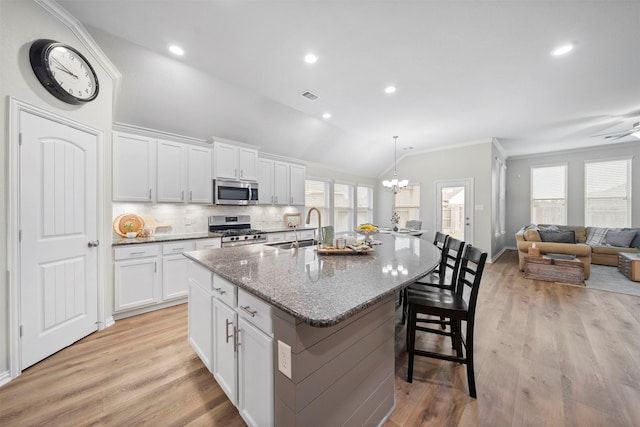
[187,146,213,203]
[273,161,290,205]
[238,147,258,181]
[162,241,196,300]
[214,141,258,181]
[195,238,222,250]
[213,298,238,405]
[257,158,274,205]
[289,164,306,205]
[157,139,186,203]
[114,244,161,311]
[266,232,285,243]
[113,132,156,202]
[188,279,214,372]
[238,317,274,427]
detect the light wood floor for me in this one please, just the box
[2,250,640,426]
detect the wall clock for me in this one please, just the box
[29,39,99,105]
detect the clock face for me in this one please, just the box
[30,39,99,104]
[47,45,98,101]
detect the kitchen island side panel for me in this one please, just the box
[273,297,396,426]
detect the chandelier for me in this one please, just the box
[382,136,408,194]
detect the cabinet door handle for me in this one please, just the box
[271,195,274,203]
[189,191,193,201]
[275,196,278,203]
[239,305,257,317]
[233,326,240,352]
[154,261,157,273]
[213,287,226,295]
[149,188,152,199]
[225,318,234,344]
[181,190,184,201]
[234,168,237,177]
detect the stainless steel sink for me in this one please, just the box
[266,240,318,250]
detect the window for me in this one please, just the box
[531,164,567,224]
[585,158,631,227]
[357,185,374,225]
[304,179,329,229]
[334,183,354,232]
[394,185,420,228]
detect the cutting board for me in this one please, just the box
[140,215,172,233]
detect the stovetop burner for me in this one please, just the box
[220,228,264,237]
[208,215,267,247]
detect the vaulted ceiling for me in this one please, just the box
[58,0,640,177]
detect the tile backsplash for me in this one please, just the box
[113,203,303,235]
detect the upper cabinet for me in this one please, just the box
[113,131,211,204]
[258,158,305,206]
[113,132,156,202]
[214,141,258,181]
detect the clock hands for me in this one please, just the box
[51,57,78,79]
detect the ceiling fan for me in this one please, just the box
[592,121,640,141]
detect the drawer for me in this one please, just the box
[298,229,315,240]
[114,244,160,260]
[188,261,213,291]
[212,274,237,307]
[163,241,195,255]
[237,288,272,335]
[284,232,297,241]
[267,233,285,243]
[195,238,221,250]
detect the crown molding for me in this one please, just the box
[35,0,122,112]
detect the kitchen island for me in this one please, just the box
[184,233,440,427]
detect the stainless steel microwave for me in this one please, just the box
[213,179,259,205]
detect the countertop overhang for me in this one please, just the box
[184,233,440,327]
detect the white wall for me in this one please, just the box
[0,0,114,379]
[376,141,495,258]
[505,141,640,247]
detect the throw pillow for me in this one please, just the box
[539,229,576,244]
[586,227,609,246]
[622,228,640,248]
[604,230,637,248]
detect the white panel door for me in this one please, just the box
[238,317,274,427]
[187,146,212,203]
[157,139,185,203]
[213,299,238,405]
[19,111,98,369]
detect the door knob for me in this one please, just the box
[88,240,100,247]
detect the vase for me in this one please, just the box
[393,225,398,232]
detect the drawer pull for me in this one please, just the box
[240,305,257,317]
[213,287,226,295]
[172,247,185,251]
[130,251,145,255]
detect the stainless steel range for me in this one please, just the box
[208,215,267,247]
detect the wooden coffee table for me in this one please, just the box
[524,254,585,285]
[618,252,640,282]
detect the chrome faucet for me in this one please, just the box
[290,225,299,249]
[306,207,322,243]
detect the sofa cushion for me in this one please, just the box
[604,230,637,248]
[539,229,576,244]
[586,227,609,246]
[622,228,640,248]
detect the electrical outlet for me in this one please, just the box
[277,340,292,379]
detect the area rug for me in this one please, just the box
[585,264,640,297]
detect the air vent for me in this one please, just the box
[301,90,319,101]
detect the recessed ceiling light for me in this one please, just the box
[551,43,574,56]
[304,53,318,64]
[169,45,184,56]
[322,113,331,119]
[384,86,396,94]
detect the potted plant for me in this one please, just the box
[123,222,137,238]
[391,211,400,232]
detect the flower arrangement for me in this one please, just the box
[391,211,400,231]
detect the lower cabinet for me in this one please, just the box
[188,281,213,372]
[114,244,161,311]
[213,298,238,405]
[187,262,274,427]
[238,317,274,427]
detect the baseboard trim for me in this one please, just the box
[0,370,12,388]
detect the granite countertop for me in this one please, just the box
[183,233,441,327]
[112,232,223,246]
